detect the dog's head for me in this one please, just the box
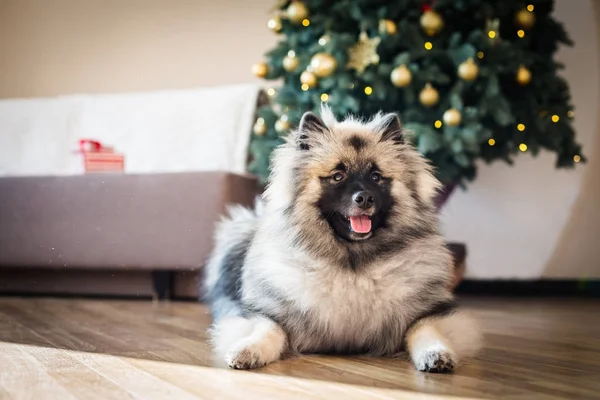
[265,106,441,252]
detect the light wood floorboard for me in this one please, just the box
[0,297,599,399]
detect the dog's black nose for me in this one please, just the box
[352,191,374,209]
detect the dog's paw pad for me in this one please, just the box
[418,351,455,373]
[225,346,267,370]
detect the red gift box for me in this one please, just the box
[78,139,125,173]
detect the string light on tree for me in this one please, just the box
[251,62,269,78]
[310,53,337,77]
[419,83,439,107]
[477,51,484,59]
[300,70,317,88]
[488,138,496,146]
[302,19,310,27]
[517,29,525,38]
[517,123,526,131]
[424,41,433,50]
[320,93,329,102]
[443,108,462,126]
[390,64,412,87]
[267,16,282,33]
[458,58,479,81]
[266,88,276,96]
[434,120,443,129]
[318,35,329,46]
[379,19,397,35]
[516,65,532,85]
[283,51,299,72]
[286,1,308,24]
[364,86,373,95]
[552,114,560,123]
[420,9,444,36]
[519,143,528,152]
[486,19,500,44]
[574,155,581,163]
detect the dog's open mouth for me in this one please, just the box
[341,214,372,234]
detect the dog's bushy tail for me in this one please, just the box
[201,197,262,321]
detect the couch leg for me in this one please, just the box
[152,270,173,300]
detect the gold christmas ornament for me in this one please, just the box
[310,53,337,77]
[516,65,532,85]
[283,53,299,72]
[458,57,479,81]
[420,10,444,36]
[443,108,462,126]
[251,62,269,78]
[275,116,291,133]
[379,19,397,35]
[515,8,536,30]
[300,70,318,88]
[390,64,412,87]
[347,31,381,74]
[419,83,439,107]
[286,1,309,24]
[253,118,267,136]
[267,16,282,33]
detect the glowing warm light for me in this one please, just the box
[551,115,560,123]
[573,155,581,163]
[434,120,442,129]
[301,83,309,91]
[519,143,528,152]
[320,93,329,102]
[267,88,276,96]
[517,30,525,38]
[517,123,526,131]
[364,86,373,95]
[424,42,433,50]
[477,51,484,59]
[302,19,310,27]
[527,4,534,12]
[488,31,496,39]
[488,138,496,146]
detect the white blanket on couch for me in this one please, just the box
[0,83,261,177]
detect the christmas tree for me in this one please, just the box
[248,0,585,191]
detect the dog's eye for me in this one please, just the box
[371,172,382,182]
[332,172,346,182]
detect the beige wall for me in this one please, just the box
[0,0,276,98]
[0,0,598,279]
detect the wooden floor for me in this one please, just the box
[0,297,599,400]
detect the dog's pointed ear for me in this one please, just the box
[297,111,328,150]
[376,113,404,144]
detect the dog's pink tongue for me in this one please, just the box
[349,215,372,233]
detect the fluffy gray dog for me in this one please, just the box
[203,106,482,372]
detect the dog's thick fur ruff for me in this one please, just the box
[203,106,482,372]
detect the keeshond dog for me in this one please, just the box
[203,106,482,373]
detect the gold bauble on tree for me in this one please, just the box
[443,108,462,126]
[275,115,291,133]
[300,70,318,88]
[419,83,439,107]
[283,52,299,72]
[251,62,269,78]
[458,57,479,81]
[253,118,267,136]
[379,19,397,35]
[286,1,308,24]
[267,16,282,33]
[420,10,444,36]
[390,64,412,87]
[310,53,337,77]
[516,65,532,85]
[515,8,536,30]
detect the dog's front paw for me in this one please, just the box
[415,350,455,373]
[225,344,270,370]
